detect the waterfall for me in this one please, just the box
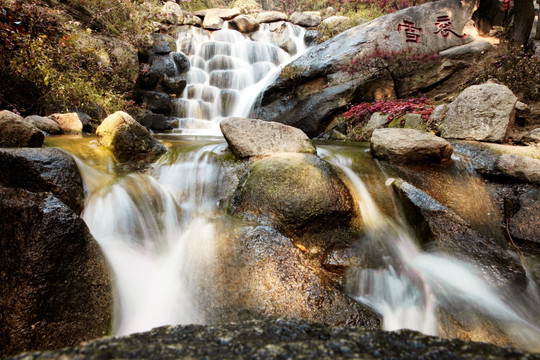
[319,149,540,351]
[81,143,227,335]
[171,22,307,136]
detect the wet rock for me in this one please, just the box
[138,91,171,116]
[232,153,355,237]
[152,33,176,55]
[495,154,540,184]
[217,90,238,117]
[151,54,177,78]
[161,1,184,25]
[370,128,453,164]
[171,51,190,73]
[304,29,322,46]
[255,0,477,137]
[509,188,540,246]
[522,128,540,145]
[229,14,259,33]
[0,148,85,215]
[49,112,83,134]
[140,112,172,131]
[392,179,527,290]
[138,65,160,90]
[289,11,321,27]
[0,110,44,148]
[220,117,316,158]
[73,110,96,133]
[441,83,517,142]
[0,187,112,358]
[24,115,62,135]
[257,11,287,23]
[96,111,167,166]
[215,226,379,327]
[10,319,540,360]
[161,75,187,96]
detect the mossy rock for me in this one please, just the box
[232,153,355,237]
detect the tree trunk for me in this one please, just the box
[511,0,535,46]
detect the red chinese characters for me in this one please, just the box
[397,20,423,43]
[433,15,466,38]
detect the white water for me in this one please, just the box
[172,22,307,136]
[321,150,540,350]
[82,144,227,335]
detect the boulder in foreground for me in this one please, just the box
[220,117,316,158]
[96,111,166,166]
[370,128,453,164]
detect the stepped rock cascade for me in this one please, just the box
[171,23,307,135]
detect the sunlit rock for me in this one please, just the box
[96,111,166,166]
[232,153,355,236]
[0,110,44,147]
[220,117,316,158]
[257,11,287,23]
[49,112,83,134]
[442,83,517,142]
[289,11,321,27]
[0,148,85,215]
[161,1,184,25]
[370,128,453,164]
[0,187,112,358]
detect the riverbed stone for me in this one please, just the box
[0,110,44,148]
[0,148,85,215]
[441,83,517,142]
[220,117,316,158]
[24,115,62,135]
[232,153,355,237]
[229,14,259,33]
[96,111,167,166]
[494,154,540,184]
[508,188,540,246]
[289,11,321,27]
[370,128,453,164]
[0,187,112,358]
[257,11,287,23]
[392,179,527,291]
[49,112,83,134]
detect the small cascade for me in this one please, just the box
[321,151,540,351]
[172,22,307,135]
[81,143,227,335]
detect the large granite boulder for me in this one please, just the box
[370,128,453,164]
[49,112,83,134]
[0,110,44,148]
[255,0,477,137]
[494,154,540,184]
[392,179,526,291]
[232,153,355,237]
[0,148,85,215]
[9,319,540,359]
[214,226,379,327]
[96,111,167,166]
[0,187,112,358]
[220,117,316,158]
[24,115,62,135]
[441,83,517,142]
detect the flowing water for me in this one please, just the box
[43,22,540,351]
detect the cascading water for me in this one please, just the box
[172,22,306,135]
[319,148,540,351]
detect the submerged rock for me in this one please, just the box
[220,117,316,158]
[0,110,44,148]
[370,128,453,164]
[0,187,112,358]
[441,83,517,142]
[0,148,85,215]
[96,111,167,166]
[9,319,540,360]
[392,179,526,290]
[232,153,355,237]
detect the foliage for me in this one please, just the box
[317,8,384,42]
[484,46,540,102]
[343,46,440,98]
[327,0,426,13]
[231,0,262,14]
[280,65,304,80]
